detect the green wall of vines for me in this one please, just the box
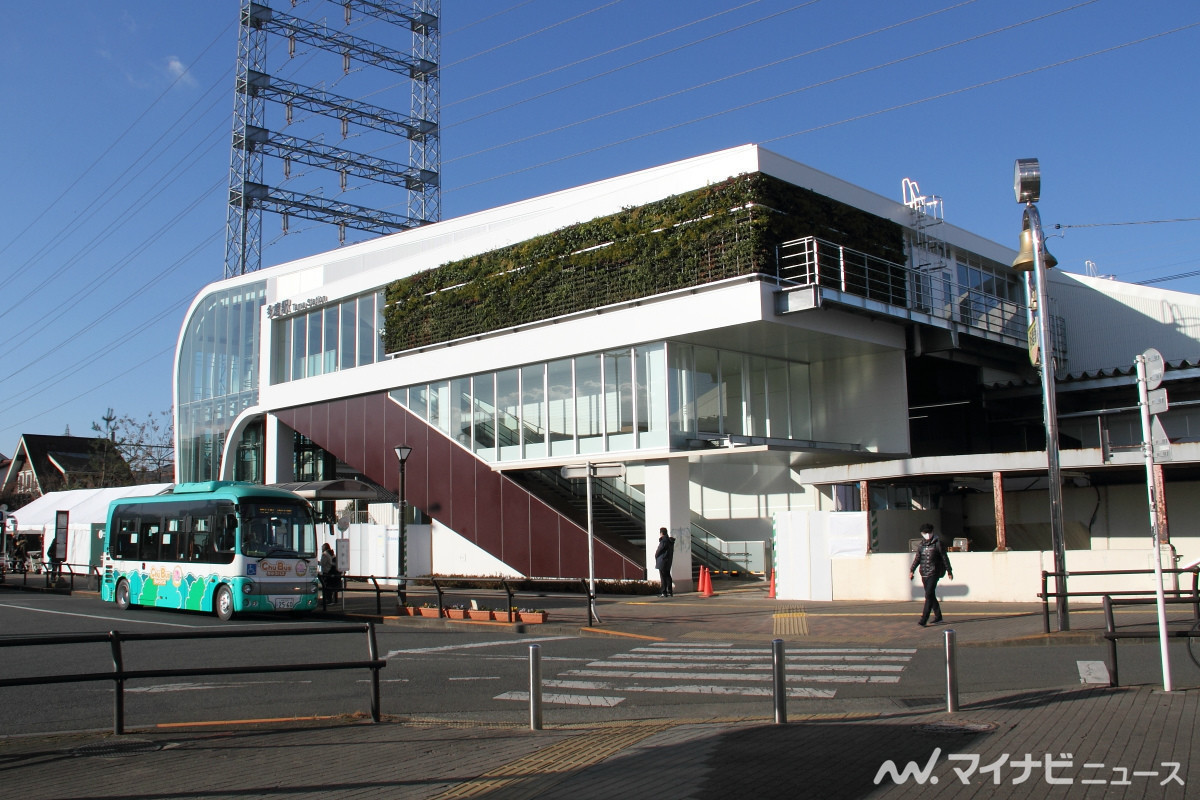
[382,172,903,353]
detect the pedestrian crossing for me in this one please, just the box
[494,641,916,707]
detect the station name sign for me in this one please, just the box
[266,295,329,320]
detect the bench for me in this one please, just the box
[1102,595,1200,687]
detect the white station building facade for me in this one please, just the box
[174,145,1200,602]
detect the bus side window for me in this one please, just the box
[112,516,139,560]
[139,521,161,561]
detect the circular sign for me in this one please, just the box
[1142,348,1164,390]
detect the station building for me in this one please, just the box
[174,145,1200,602]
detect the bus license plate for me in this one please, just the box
[272,597,297,610]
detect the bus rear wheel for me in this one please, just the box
[115,580,132,611]
[214,585,235,621]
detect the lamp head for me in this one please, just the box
[1014,158,1040,204]
[394,445,412,463]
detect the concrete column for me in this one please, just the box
[264,415,295,485]
[643,458,692,593]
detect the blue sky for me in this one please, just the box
[1,0,1197,452]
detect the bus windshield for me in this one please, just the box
[239,500,318,559]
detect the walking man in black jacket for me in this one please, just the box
[909,523,953,626]
[655,527,675,597]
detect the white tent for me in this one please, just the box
[9,484,172,571]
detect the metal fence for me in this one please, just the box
[0,623,385,734]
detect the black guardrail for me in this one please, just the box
[1101,595,1200,687]
[0,559,102,591]
[337,574,597,624]
[1038,568,1200,634]
[0,622,385,734]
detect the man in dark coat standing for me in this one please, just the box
[654,527,675,597]
[909,523,953,626]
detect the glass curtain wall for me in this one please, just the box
[177,281,266,483]
[390,342,812,464]
[271,289,386,384]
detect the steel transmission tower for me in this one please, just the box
[224,0,440,278]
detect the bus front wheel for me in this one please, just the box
[215,585,234,621]
[115,580,132,611]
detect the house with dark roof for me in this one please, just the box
[0,434,134,504]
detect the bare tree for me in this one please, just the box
[95,408,175,485]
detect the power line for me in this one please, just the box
[1057,218,1200,229]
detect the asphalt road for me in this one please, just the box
[1,592,1195,737]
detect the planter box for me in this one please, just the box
[399,607,420,616]
[445,608,468,620]
[518,612,548,624]
[417,607,441,618]
[467,609,493,621]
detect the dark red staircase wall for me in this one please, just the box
[275,392,644,580]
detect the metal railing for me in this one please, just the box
[777,236,1026,343]
[1102,595,1200,687]
[1039,568,1200,634]
[0,623,385,734]
[0,559,102,591]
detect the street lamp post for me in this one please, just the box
[1013,158,1069,631]
[394,445,412,606]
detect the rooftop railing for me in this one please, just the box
[777,236,1027,344]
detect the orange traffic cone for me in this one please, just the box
[701,566,714,597]
[767,568,776,599]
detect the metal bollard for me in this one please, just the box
[529,643,543,730]
[944,629,959,713]
[772,638,787,724]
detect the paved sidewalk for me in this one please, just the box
[0,685,1193,799]
[3,582,1197,799]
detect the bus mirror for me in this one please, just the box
[225,514,239,532]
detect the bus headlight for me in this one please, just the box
[243,582,254,594]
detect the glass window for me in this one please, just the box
[472,374,496,460]
[765,359,790,439]
[605,349,634,451]
[575,353,604,454]
[694,347,720,434]
[747,356,767,437]
[291,315,307,380]
[323,304,339,374]
[636,343,667,448]
[357,294,374,367]
[521,364,546,459]
[375,290,386,362]
[450,377,471,446]
[340,299,357,371]
[721,351,744,436]
[668,343,695,441]
[271,317,291,384]
[307,308,323,377]
[496,369,520,460]
[789,362,813,440]
[547,358,575,457]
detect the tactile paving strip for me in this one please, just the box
[772,606,809,636]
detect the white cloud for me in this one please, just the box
[165,56,197,87]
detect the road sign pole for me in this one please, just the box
[1137,351,1173,692]
[585,462,600,625]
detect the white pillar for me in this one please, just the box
[643,458,692,592]
[264,415,295,484]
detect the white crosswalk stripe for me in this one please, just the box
[494,641,916,706]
